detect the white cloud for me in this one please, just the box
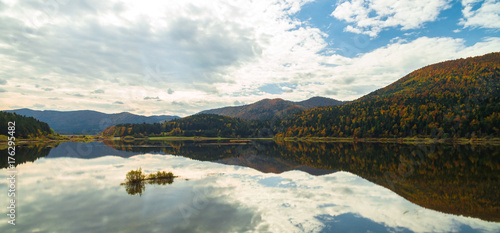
[0,0,498,117]
[314,36,500,101]
[459,0,500,29]
[0,0,323,116]
[331,0,451,37]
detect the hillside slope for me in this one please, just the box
[102,114,255,138]
[279,52,500,138]
[199,96,344,121]
[0,111,52,138]
[6,109,179,135]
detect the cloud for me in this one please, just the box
[91,89,105,94]
[171,101,185,106]
[0,0,497,117]
[113,101,124,105]
[144,96,160,100]
[331,0,451,37]
[68,93,84,97]
[0,79,6,85]
[0,88,6,92]
[0,0,322,116]
[42,88,53,91]
[0,0,268,93]
[32,104,45,108]
[459,0,500,29]
[324,89,338,95]
[315,36,500,100]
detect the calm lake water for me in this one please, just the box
[0,140,499,232]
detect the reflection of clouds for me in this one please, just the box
[172,197,266,233]
[317,213,413,233]
[0,154,498,232]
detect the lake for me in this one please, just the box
[1,140,499,232]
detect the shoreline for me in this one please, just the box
[278,136,500,145]
[2,136,500,145]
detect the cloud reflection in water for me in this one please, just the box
[0,154,498,233]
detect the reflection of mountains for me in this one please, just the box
[0,141,142,168]
[46,141,140,158]
[272,141,500,222]
[216,154,334,176]
[3,139,498,222]
[103,140,335,176]
[105,139,500,222]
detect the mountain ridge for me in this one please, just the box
[198,96,345,121]
[5,109,179,135]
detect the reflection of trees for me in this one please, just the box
[273,141,500,222]
[124,182,145,196]
[123,179,175,196]
[0,142,60,168]
[106,139,499,221]
[109,139,500,221]
[104,140,255,161]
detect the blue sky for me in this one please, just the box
[0,0,499,116]
[295,0,495,56]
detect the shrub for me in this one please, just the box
[125,168,145,183]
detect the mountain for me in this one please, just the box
[198,96,344,121]
[278,52,500,138]
[295,96,345,109]
[0,111,52,138]
[5,109,179,135]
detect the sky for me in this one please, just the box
[0,0,499,117]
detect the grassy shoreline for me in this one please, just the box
[278,136,500,145]
[2,135,500,145]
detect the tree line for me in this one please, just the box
[0,111,53,139]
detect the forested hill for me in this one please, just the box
[102,114,259,138]
[102,53,499,139]
[278,52,500,138]
[198,96,344,121]
[0,111,52,138]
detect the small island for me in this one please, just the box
[120,168,177,196]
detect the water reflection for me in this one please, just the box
[0,154,498,232]
[121,179,176,196]
[123,181,145,196]
[103,139,500,222]
[0,139,499,224]
[0,142,56,168]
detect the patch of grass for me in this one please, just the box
[145,136,273,141]
[121,168,177,185]
[147,171,175,180]
[121,168,178,196]
[277,137,500,145]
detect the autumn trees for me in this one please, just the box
[279,52,500,139]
